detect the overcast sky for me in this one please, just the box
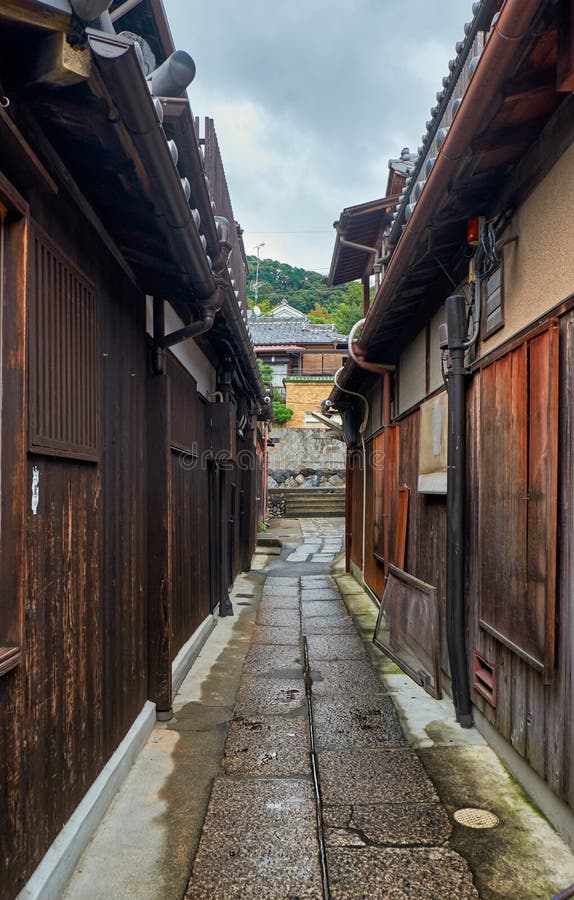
[163,0,472,273]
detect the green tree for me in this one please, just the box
[272,391,294,425]
[332,282,366,335]
[308,302,332,324]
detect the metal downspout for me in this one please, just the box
[446,294,473,728]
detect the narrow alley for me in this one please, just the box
[64,520,574,900]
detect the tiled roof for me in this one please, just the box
[249,317,347,346]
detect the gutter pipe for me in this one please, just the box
[446,294,473,728]
[163,102,221,266]
[88,31,216,300]
[88,31,263,398]
[334,0,542,401]
[70,0,113,19]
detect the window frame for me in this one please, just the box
[0,172,29,677]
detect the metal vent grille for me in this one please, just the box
[29,229,99,461]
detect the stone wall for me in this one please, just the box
[268,427,346,489]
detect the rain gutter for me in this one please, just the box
[332,0,543,401]
[88,31,263,399]
[160,100,221,265]
[88,30,216,300]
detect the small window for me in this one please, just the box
[28,226,100,461]
[482,265,503,338]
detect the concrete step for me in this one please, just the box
[269,488,345,518]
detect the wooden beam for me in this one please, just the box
[496,93,574,213]
[18,112,137,285]
[557,0,574,91]
[471,118,549,154]
[33,31,91,87]
[0,0,70,31]
[110,0,144,23]
[362,275,370,317]
[501,68,556,100]
[0,107,58,194]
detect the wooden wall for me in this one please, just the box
[355,309,574,811]
[0,183,148,898]
[467,311,574,808]
[168,357,211,657]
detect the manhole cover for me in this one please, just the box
[453,808,500,829]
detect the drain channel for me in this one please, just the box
[302,634,330,900]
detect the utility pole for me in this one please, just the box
[254,242,265,306]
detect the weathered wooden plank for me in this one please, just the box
[527,325,559,678]
[147,374,172,714]
[479,346,529,659]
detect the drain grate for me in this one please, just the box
[453,808,500,829]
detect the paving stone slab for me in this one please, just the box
[256,608,301,628]
[323,802,451,847]
[310,660,385,698]
[242,645,304,678]
[259,594,300,610]
[235,676,306,716]
[305,634,367,663]
[327,847,478,899]
[302,601,347,618]
[304,617,358,635]
[251,625,301,646]
[264,577,300,587]
[186,778,322,900]
[223,715,310,777]
[303,575,336,584]
[300,588,341,601]
[318,749,438,805]
[313,696,407,748]
[261,584,300,599]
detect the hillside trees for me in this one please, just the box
[247,256,364,333]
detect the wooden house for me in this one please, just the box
[249,314,347,423]
[330,0,574,837]
[0,1,266,897]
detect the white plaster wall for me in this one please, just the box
[480,140,574,353]
[398,327,426,414]
[146,298,216,397]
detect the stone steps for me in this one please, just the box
[269,487,345,518]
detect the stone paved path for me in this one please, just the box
[185,522,478,899]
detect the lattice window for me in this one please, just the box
[28,227,99,461]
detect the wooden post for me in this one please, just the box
[147,372,173,719]
[345,453,352,572]
[382,371,392,579]
[362,276,370,317]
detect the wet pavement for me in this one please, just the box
[64,517,574,900]
[185,521,478,900]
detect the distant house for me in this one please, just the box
[328,148,417,302]
[329,0,574,841]
[268,299,306,319]
[249,314,347,425]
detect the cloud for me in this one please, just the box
[163,0,475,272]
